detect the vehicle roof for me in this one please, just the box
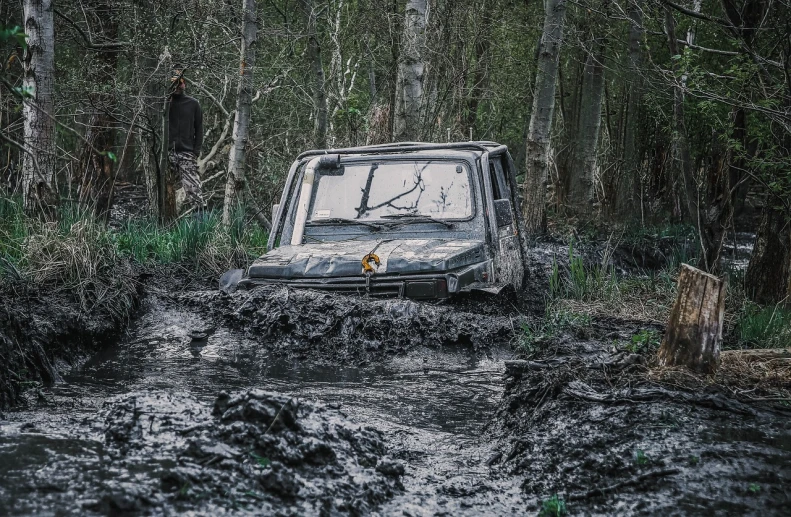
[296,141,508,162]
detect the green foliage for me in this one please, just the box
[633,449,650,466]
[748,483,761,494]
[250,452,271,468]
[539,494,567,517]
[626,329,661,353]
[0,24,26,49]
[735,303,791,349]
[520,305,591,353]
[0,200,268,283]
[0,198,25,268]
[112,211,268,268]
[550,242,618,301]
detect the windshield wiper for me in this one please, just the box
[380,214,455,228]
[309,217,385,231]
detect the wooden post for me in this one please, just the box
[658,264,726,374]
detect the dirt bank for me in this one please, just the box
[0,273,140,409]
[176,284,528,365]
[491,321,791,514]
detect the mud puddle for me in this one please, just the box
[0,295,528,515]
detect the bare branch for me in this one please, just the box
[54,9,130,51]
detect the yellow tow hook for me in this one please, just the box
[362,253,380,295]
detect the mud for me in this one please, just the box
[0,276,139,408]
[175,284,527,365]
[492,327,791,514]
[19,389,401,515]
[1,253,790,515]
[0,287,527,515]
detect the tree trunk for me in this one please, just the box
[744,200,791,304]
[615,4,644,217]
[664,6,697,223]
[160,91,176,222]
[567,42,605,214]
[464,5,490,138]
[77,0,120,219]
[658,264,725,374]
[698,131,732,273]
[138,51,162,222]
[522,0,567,234]
[223,0,258,226]
[301,0,328,148]
[21,0,57,216]
[393,0,427,142]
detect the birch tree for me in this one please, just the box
[393,0,428,142]
[522,0,566,234]
[21,0,56,215]
[222,0,258,226]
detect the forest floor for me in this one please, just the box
[0,199,790,515]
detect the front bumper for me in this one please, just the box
[239,262,486,300]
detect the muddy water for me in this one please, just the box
[0,296,528,515]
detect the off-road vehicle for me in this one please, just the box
[233,142,528,299]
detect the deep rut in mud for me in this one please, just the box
[1,277,790,516]
[0,290,528,515]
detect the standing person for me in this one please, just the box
[168,71,205,215]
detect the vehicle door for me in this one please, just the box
[487,155,525,290]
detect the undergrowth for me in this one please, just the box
[519,304,591,354]
[547,242,676,323]
[733,303,791,349]
[0,197,268,303]
[535,235,788,351]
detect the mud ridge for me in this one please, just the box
[89,389,404,514]
[177,284,525,364]
[491,330,791,515]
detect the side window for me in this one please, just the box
[488,157,511,200]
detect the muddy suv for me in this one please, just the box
[237,142,528,299]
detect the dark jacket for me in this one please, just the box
[168,93,203,155]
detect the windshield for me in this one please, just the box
[308,160,473,222]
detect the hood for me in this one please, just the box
[247,239,486,279]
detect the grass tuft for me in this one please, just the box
[520,304,591,354]
[548,241,676,324]
[539,494,567,517]
[734,303,791,350]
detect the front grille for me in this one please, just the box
[241,274,449,299]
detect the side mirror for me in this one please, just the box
[272,203,280,223]
[493,199,513,228]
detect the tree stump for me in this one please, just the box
[658,264,726,374]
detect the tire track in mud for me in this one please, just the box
[0,288,533,515]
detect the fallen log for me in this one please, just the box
[658,264,726,374]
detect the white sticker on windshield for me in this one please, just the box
[314,209,331,219]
